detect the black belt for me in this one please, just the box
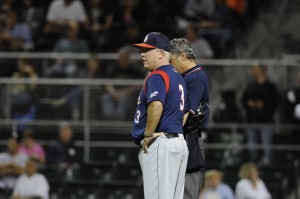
[165,133,179,139]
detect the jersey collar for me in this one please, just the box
[182,65,202,77]
[155,64,172,70]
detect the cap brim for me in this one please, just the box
[133,43,156,49]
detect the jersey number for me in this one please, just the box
[135,110,141,123]
[179,84,184,111]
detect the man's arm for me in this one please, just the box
[183,112,189,126]
[0,163,9,174]
[0,163,24,175]
[9,163,25,175]
[142,101,164,153]
[142,74,167,152]
[144,101,163,137]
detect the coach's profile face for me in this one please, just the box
[170,54,184,73]
[140,48,163,71]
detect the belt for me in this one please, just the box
[164,133,179,139]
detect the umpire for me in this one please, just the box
[170,38,210,199]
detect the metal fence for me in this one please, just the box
[0,52,300,162]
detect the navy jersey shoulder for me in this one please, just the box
[131,65,188,144]
[182,65,209,127]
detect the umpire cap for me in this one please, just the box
[133,32,171,52]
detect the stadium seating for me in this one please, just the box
[54,184,98,199]
[65,166,104,186]
[39,166,65,195]
[103,166,142,187]
[0,187,12,199]
[205,148,224,169]
[94,185,135,199]
[89,147,123,166]
[117,148,140,167]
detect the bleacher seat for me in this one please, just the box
[205,149,224,169]
[221,166,239,190]
[0,187,12,199]
[259,167,289,199]
[131,185,144,199]
[65,166,104,186]
[91,130,132,142]
[0,146,6,153]
[118,148,140,167]
[104,167,142,186]
[0,128,11,140]
[39,167,65,195]
[89,147,123,166]
[54,185,97,199]
[94,185,134,199]
[40,167,65,184]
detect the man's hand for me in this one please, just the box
[255,100,264,109]
[142,132,164,154]
[247,99,265,109]
[247,100,255,108]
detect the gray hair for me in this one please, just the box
[170,38,196,61]
[154,49,171,62]
[164,51,171,61]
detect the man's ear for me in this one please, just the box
[159,49,165,59]
[180,53,186,61]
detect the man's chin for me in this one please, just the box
[143,64,149,69]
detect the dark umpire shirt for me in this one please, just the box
[182,65,209,173]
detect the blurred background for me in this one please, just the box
[0,0,299,199]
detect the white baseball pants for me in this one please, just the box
[138,134,189,199]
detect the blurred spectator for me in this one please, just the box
[44,59,78,78]
[0,58,38,119]
[51,54,104,120]
[49,20,88,82]
[225,0,246,15]
[20,0,45,39]
[87,0,114,51]
[101,47,144,120]
[119,20,143,48]
[184,24,214,59]
[213,89,243,123]
[200,169,235,199]
[196,0,238,31]
[283,71,300,124]
[142,0,181,36]
[12,157,49,199]
[115,0,144,30]
[184,0,215,21]
[0,0,22,16]
[103,0,145,51]
[19,129,46,163]
[44,0,88,34]
[49,122,81,170]
[88,0,114,33]
[53,21,89,53]
[0,0,15,12]
[0,138,28,192]
[241,64,279,165]
[235,162,271,199]
[192,0,238,57]
[0,10,33,51]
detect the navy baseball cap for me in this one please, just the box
[133,32,171,52]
